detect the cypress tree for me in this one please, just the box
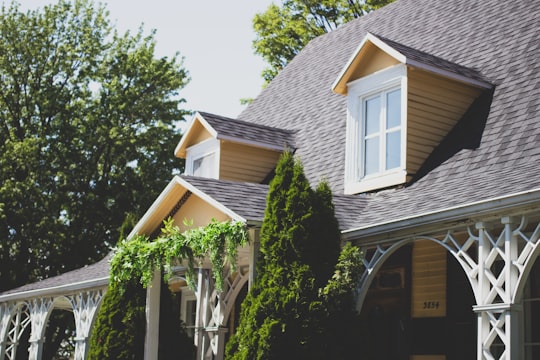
[226,152,359,359]
[89,279,195,359]
[88,280,146,360]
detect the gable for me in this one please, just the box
[333,33,492,193]
[175,113,216,158]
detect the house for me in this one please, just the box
[1,0,539,359]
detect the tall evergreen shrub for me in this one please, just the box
[226,152,362,359]
[89,278,195,359]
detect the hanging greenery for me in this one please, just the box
[109,218,248,292]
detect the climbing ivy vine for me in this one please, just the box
[109,218,248,292]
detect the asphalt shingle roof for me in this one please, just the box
[0,254,111,297]
[198,111,296,150]
[5,0,539,296]
[239,0,540,229]
[1,176,362,295]
[181,175,269,222]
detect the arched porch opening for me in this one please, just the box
[522,255,540,359]
[358,238,476,360]
[41,305,75,360]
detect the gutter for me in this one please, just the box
[342,187,540,241]
[0,276,109,303]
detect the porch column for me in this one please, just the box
[0,303,15,359]
[195,268,211,360]
[27,298,53,360]
[69,290,105,360]
[144,269,161,360]
[474,218,522,359]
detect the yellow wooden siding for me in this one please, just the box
[219,141,281,183]
[172,194,229,231]
[411,240,447,318]
[351,43,400,80]
[190,120,213,145]
[406,69,483,174]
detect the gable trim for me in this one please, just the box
[129,176,246,240]
[174,112,218,158]
[332,33,491,95]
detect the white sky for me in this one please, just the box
[14,0,275,119]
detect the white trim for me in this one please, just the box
[216,134,287,152]
[144,269,161,360]
[129,176,247,240]
[185,138,220,178]
[332,33,406,92]
[174,112,218,157]
[128,177,186,238]
[332,32,491,94]
[344,64,407,195]
[406,59,492,89]
[342,188,540,241]
[0,277,108,302]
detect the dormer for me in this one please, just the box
[175,112,295,183]
[333,33,492,194]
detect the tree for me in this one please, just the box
[0,0,189,292]
[88,278,195,360]
[88,280,146,360]
[253,0,394,82]
[226,152,362,359]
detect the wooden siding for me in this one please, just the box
[190,120,213,145]
[411,240,447,318]
[351,43,400,81]
[172,194,229,231]
[219,141,281,183]
[406,69,483,176]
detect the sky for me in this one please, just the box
[15,0,275,119]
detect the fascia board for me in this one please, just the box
[332,33,406,94]
[0,277,108,302]
[333,32,491,93]
[216,134,288,152]
[129,175,247,240]
[128,176,187,238]
[174,112,219,158]
[342,188,540,241]
[405,59,492,89]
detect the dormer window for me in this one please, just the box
[334,33,491,195]
[345,64,407,194]
[185,138,219,178]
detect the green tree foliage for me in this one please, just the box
[88,279,195,360]
[253,0,394,82]
[226,152,363,359]
[0,0,189,292]
[88,280,146,360]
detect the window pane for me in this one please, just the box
[364,137,379,175]
[386,130,401,170]
[364,96,381,136]
[193,153,215,177]
[386,89,401,129]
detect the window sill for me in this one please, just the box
[344,169,407,194]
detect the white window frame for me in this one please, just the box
[180,288,197,338]
[185,138,220,178]
[345,64,408,194]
